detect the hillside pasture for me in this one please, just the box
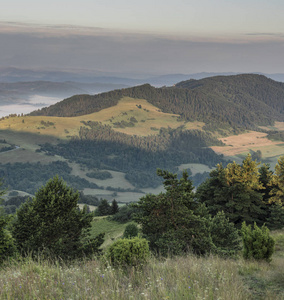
[211,131,284,157]
[0,97,204,139]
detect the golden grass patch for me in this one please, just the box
[0,97,204,138]
[211,131,284,156]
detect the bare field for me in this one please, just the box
[211,131,284,156]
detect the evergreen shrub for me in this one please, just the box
[106,237,149,267]
[123,224,139,238]
[241,222,275,262]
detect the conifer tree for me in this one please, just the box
[12,176,103,259]
[196,154,265,226]
[110,199,119,215]
[134,169,214,255]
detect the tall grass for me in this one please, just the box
[0,230,283,300]
[0,254,250,300]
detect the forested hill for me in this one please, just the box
[29,74,284,129]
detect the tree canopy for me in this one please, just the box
[12,176,104,259]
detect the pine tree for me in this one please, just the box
[196,154,265,226]
[133,169,214,255]
[12,176,103,259]
[96,199,111,216]
[110,199,119,215]
[270,156,284,205]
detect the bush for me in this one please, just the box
[123,224,139,238]
[210,211,241,257]
[241,222,275,262]
[106,237,150,267]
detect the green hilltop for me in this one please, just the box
[30,74,284,130]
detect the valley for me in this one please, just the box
[1,74,284,202]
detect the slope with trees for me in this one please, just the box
[29,74,284,130]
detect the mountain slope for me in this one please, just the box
[29,74,284,130]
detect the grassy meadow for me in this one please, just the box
[0,97,204,139]
[0,219,283,300]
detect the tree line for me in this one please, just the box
[1,154,283,264]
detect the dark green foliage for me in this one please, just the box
[11,176,104,259]
[196,155,265,227]
[86,170,112,180]
[266,204,284,230]
[241,222,275,262]
[251,150,262,162]
[123,224,139,238]
[4,195,29,208]
[133,169,214,256]
[3,205,17,215]
[110,199,119,215]
[210,211,241,256]
[267,131,284,142]
[95,199,111,216]
[270,156,284,206]
[0,183,16,262]
[78,192,100,206]
[106,237,150,267]
[110,205,136,223]
[40,126,225,189]
[0,217,16,263]
[82,204,91,214]
[0,161,102,194]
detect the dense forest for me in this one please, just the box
[0,161,103,194]
[38,126,225,188]
[29,74,284,130]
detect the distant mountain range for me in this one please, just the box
[1,67,284,86]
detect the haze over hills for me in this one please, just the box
[1,73,284,202]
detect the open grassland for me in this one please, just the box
[0,229,283,300]
[211,131,284,158]
[0,97,204,139]
[90,217,136,248]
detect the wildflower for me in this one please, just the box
[189,286,191,289]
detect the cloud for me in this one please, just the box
[0,22,283,75]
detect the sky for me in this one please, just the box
[1,0,284,75]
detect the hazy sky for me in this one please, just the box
[1,0,284,75]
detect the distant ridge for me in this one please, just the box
[29,74,284,130]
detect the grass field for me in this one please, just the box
[0,97,204,138]
[211,131,284,168]
[90,217,136,248]
[0,225,283,300]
